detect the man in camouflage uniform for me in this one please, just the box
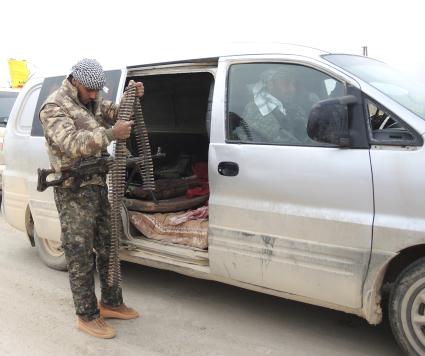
[39,58,143,339]
[242,68,311,144]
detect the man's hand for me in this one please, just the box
[112,120,134,139]
[127,80,144,97]
[135,82,144,97]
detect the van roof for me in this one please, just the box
[35,43,332,78]
[127,42,329,68]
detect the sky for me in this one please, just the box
[2,0,425,87]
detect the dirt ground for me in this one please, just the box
[0,212,402,356]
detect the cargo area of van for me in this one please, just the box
[118,70,215,265]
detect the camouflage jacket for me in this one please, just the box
[242,100,312,145]
[39,79,119,188]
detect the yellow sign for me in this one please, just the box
[8,59,30,88]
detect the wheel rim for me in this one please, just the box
[401,278,425,354]
[412,288,425,346]
[41,238,64,257]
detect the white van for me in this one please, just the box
[3,44,425,355]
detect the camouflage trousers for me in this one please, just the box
[54,185,123,321]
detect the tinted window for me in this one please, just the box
[31,70,122,136]
[30,76,65,136]
[0,92,19,127]
[129,72,213,133]
[227,63,344,146]
[17,87,41,133]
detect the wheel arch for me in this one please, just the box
[383,245,425,286]
[362,244,425,325]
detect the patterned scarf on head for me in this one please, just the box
[252,69,286,117]
[71,58,106,90]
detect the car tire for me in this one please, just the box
[389,257,425,356]
[34,230,67,271]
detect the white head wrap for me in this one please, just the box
[252,69,288,117]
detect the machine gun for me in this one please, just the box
[37,155,146,193]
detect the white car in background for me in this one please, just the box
[0,88,20,203]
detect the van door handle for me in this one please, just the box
[218,161,239,176]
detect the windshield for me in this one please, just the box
[0,92,19,126]
[323,54,425,120]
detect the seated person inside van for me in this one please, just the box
[240,68,311,145]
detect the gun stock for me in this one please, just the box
[37,168,67,192]
[37,155,151,192]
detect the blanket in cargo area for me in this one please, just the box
[128,207,208,249]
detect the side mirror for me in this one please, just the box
[307,95,357,147]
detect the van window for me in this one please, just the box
[31,70,122,137]
[125,72,213,173]
[0,91,19,127]
[16,86,41,134]
[366,99,421,145]
[30,76,66,136]
[324,54,425,121]
[226,63,344,146]
[132,72,213,134]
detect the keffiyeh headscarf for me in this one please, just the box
[71,58,106,90]
[252,69,286,117]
